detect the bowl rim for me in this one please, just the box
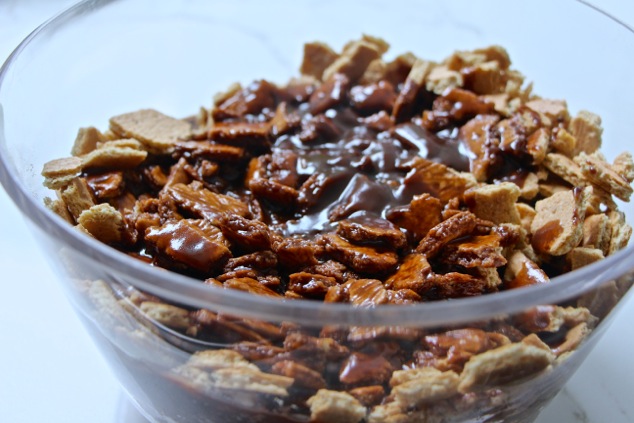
[1,0,633,327]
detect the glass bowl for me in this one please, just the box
[1,0,633,422]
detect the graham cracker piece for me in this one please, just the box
[553,323,591,356]
[584,189,605,215]
[607,210,633,254]
[458,342,554,393]
[445,45,510,72]
[526,128,549,165]
[582,213,610,254]
[42,157,82,188]
[211,367,293,397]
[542,153,587,187]
[392,369,460,407]
[464,60,505,95]
[359,59,387,84]
[520,172,540,200]
[300,42,340,80]
[574,152,633,201]
[504,70,530,100]
[391,59,435,121]
[407,59,435,85]
[389,367,443,387]
[187,349,259,372]
[172,365,214,392]
[569,110,602,155]
[81,138,148,170]
[367,402,406,423]
[307,389,367,423]
[446,49,488,70]
[139,301,191,330]
[474,45,511,69]
[322,40,381,82]
[60,177,95,220]
[43,197,73,223]
[481,93,513,117]
[551,128,577,157]
[343,34,390,56]
[517,203,536,234]
[525,99,569,123]
[613,152,634,183]
[43,174,77,190]
[567,247,605,270]
[109,109,192,153]
[76,203,124,243]
[384,52,418,84]
[213,82,242,106]
[425,65,464,95]
[464,182,521,225]
[71,126,108,156]
[530,187,591,256]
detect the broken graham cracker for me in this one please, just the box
[300,41,340,80]
[530,187,591,256]
[464,182,522,225]
[322,40,382,83]
[59,177,95,220]
[582,213,611,254]
[81,138,148,169]
[186,349,260,372]
[71,126,108,156]
[76,203,124,243]
[392,369,460,407]
[139,301,191,330]
[607,210,633,255]
[42,156,82,178]
[458,341,554,393]
[542,152,587,188]
[109,109,192,153]
[567,247,605,270]
[613,152,634,183]
[307,389,367,423]
[210,366,293,397]
[574,152,633,202]
[569,110,602,156]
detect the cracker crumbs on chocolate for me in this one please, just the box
[42,35,633,422]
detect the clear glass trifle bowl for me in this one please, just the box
[1,0,634,422]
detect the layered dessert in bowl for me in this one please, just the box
[1,0,633,422]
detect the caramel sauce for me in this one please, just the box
[508,261,550,289]
[145,221,230,273]
[531,220,563,254]
[85,171,124,198]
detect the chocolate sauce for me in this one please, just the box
[393,123,469,172]
[273,100,472,235]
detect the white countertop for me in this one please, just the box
[1,1,633,422]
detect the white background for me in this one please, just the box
[1,1,633,422]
